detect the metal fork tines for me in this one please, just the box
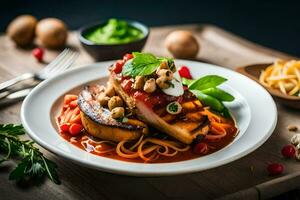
[0,48,78,92]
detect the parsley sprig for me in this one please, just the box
[0,124,60,185]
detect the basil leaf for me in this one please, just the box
[138,63,160,76]
[121,52,162,77]
[122,59,135,76]
[201,88,235,102]
[181,78,194,86]
[189,75,227,90]
[190,90,224,111]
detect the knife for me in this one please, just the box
[0,88,32,107]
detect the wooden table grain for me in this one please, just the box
[0,24,299,200]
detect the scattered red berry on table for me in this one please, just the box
[32,47,44,62]
[267,163,284,176]
[69,123,83,136]
[178,66,192,79]
[281,144,296,158]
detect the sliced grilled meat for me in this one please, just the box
[78,85,148,142]
[109,75,210,144]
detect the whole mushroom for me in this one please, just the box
[7,15,37,46]
[165,30,199,59]
[36,18,68,48]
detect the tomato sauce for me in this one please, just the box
[59,121,238,163]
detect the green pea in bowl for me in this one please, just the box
[78,19,149,61]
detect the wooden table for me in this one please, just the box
[0,24,300,200]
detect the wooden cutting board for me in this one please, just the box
[0,24,299,200]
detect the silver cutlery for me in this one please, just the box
[0,88,32,107]
[0,48,78,92]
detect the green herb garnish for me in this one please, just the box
[166,102,182,115]
[183,75,234,117]
[0,124,60,185]
[122,52,173,77]
[168,103,178,112]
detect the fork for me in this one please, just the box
[0,48,78,92]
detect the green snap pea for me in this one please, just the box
[188,75,227,90]
[181,78,194,86]
[201,88,234,102]
[190,90,224,111]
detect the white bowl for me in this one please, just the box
[21,60,277,176]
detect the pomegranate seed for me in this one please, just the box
[267,163,284,176]
[60,123,70,133]
[69,123,83,136]
[113,60,124,74]
[281,145,296,158]
[123,53,133,61]
[178,66,192,79]
[193,142,208,154]
[32,48,44,62]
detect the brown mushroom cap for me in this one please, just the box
[7,15,37,46]
[36,18,68,48]
[165,30,199,59]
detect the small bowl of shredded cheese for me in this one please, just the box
[259,59,300,97]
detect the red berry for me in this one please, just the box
[123,53,133,61]
[69,123,83,136]
[32,48,44,62]
[178,66,192,79]
[281,145,296,158]
[113,60,124,74]
[267,163,284,176]
[193,142,208,155]
[60,123,70,133]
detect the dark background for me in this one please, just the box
[2,0,300,56]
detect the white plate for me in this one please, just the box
[21,60,277,176]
